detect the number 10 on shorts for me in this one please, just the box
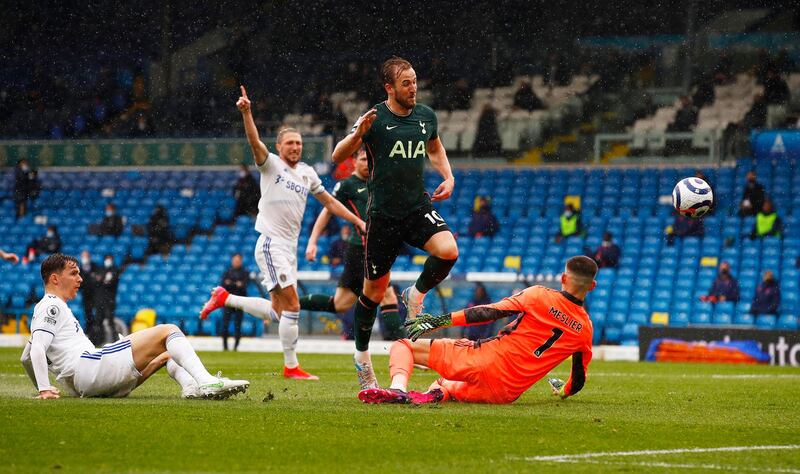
[424,211,446,225]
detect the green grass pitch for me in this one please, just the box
[1,347,798,473]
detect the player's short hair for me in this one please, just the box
[277,127,301,143]
[40,253,79,285]
[565,255,598,283]
[381,56,413,86]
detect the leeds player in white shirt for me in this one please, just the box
[21,253,248,399]
[200,86,366,381]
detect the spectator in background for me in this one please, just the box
[90,203,125,237]
[0,248,20,264]
[14,158,40,219]
[233,164,260,218]
[79,250,102,345]
[219,253,249,351]
[473,104,502,157]
[667,95,698,132]
[750,199,783,239]
[700,261,740,303]
[450,78,472,110]
[464,283,494,341]
[513,82,544,111]
[544,52,569,87]
[738,171,766,217]
[666,211,704,246]
[145,204,175,256]
[328,226,350,267]
[763,69,790,105]
[93,254,121,344]
[555,204,584,243]
[588,232,620,269]
[691,74,716,110]
[468,196,500,238]
[25,225,61,263]
[750,270,780,316]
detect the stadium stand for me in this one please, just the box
[1,158,797,344]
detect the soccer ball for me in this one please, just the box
[672,177,713,218]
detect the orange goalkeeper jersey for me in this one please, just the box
[452,285,593,400]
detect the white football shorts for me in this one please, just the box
[254,233,298,292]
[73,339,141,398]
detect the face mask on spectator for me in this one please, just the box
[239,171,247,178]
[106,209,114,217]
[104,259,113,268]
[46,230,54,238]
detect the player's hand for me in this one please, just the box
[36,389,60,400]
[305,242,318,262]
[236,85,251,113]
[548,378,567,399]
[355,219,367,235]
[0,251,19,264]
[431,177,454,202]
[404,313,452,341]
[353,108,377,138]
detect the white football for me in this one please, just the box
[672,177,713,218]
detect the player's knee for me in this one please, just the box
[161,323,181,335]
[437,244,459,261]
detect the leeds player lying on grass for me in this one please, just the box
[20,253,248,399]
[359,256,597,405]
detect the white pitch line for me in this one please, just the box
[579,372,800,379]
[554,459,800,473]
[523,444,800,462]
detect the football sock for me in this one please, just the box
[380,304,404,340]
[166,358,196,389]
[299,294,336,313]
[279,311,300,368]
[354,295,379,351]
[165,331,217,385]
[389,339,414,391]
[354,349,371,366]
[226,294,277,321]
[415,256,457,294]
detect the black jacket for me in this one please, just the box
[221,267,249,296]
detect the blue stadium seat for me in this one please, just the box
[621,323,638,340]
[604,327,622,344]
[691,311,712,325]
[755,315,777,330]
[734,313,755,326]
[777,314,798,330]
[670,312,690,327]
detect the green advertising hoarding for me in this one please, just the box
[0,137,332,168]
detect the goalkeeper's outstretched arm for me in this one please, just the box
[405,298,523,341]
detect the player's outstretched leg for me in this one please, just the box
[200,286,277,322]
[404,233,458,320]
[272,286,319,381]
[299,294,337,313]
[128,325,249,399]
[166,358,202,399]
[353,294,380,390]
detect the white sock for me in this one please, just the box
[279,311,300,368]
[166,359,196,389]
[165,331,217,385]
[354,350,372,366]
[409,285,426,305]
[390,375,408,392]
[226,294,278,321]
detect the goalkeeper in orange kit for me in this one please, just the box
[359,256,598,405]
